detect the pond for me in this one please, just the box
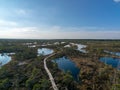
[38,48,54,56]
[76,44,87,53]
[100,50,120,69]
[0,53,12,67]
[52,56,80,81]
[99,57,120,69]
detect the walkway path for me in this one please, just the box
[44,53,58,90]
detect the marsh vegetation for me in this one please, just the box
[0,39,120,90]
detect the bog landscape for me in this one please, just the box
[0,0,120,90]
[0,39,120,90]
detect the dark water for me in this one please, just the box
[52,56,80,81]
[38,48,53,56]
[100,57,120,69]
[0,53,12,66]
[100,50,120,69]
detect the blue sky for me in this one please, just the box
[0,0,120,39]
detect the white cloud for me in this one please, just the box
[0,20,18,26]
[0,26,39,39]
[0,20,119,39]
[113,0,120,2]
[10,27,38,33]
[15,9,27,15]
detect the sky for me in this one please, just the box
[0,0,120,39]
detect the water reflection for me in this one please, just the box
[76,44,87,53]
[100,57,120,69]
[52,56,80,81]
[0,53,12,66]
[38,48,54,56]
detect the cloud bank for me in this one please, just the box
[0,20,120,39]
[113,0,120,2]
